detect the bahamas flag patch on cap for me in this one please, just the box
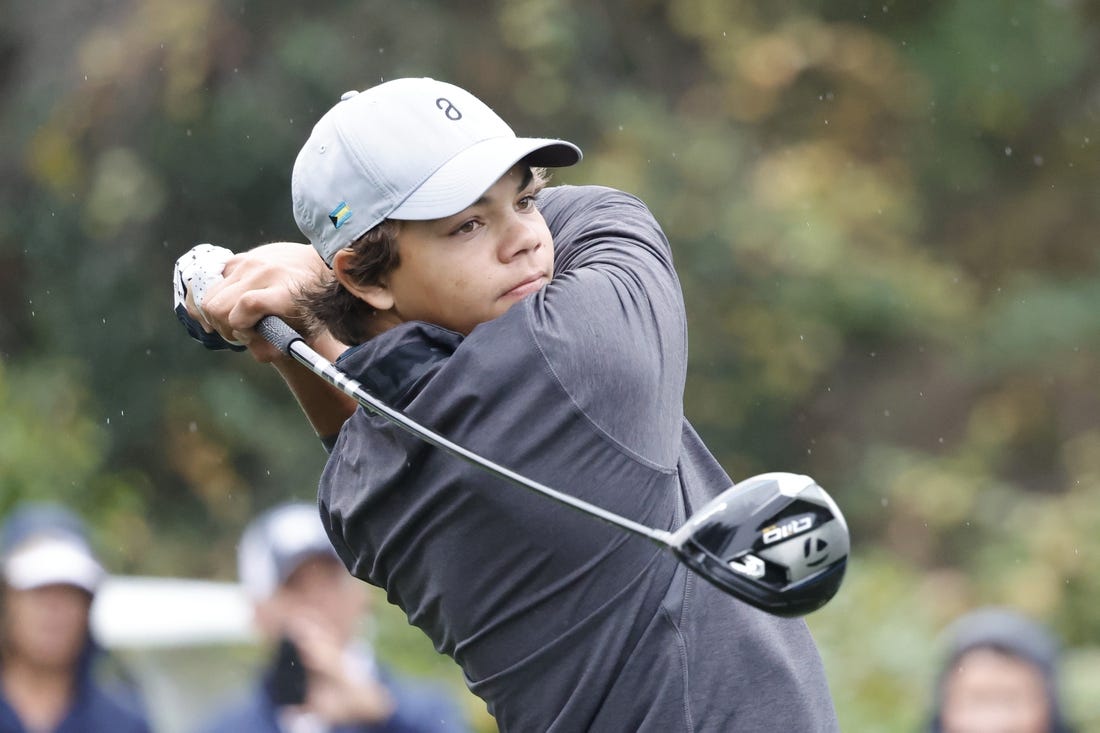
[329,201,352,229]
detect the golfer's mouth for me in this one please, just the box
[501,274,546,299]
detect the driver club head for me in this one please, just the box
[668,472,849,617]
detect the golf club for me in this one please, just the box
[178,249,849,617]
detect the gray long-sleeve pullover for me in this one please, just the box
[319,185,838,732]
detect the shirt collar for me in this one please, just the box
[335,322,463,406]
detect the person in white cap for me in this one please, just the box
[195,502,468,733]
[179,77,838,731]
[0,502,151,733]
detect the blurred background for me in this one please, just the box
[2,0,1099,730]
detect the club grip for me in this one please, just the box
[256,316,303,355]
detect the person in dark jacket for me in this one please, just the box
[929,606,1075,733]
[0,503,151,733]
[179,77,839,731]
[195,502,468,733]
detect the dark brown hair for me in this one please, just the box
[297,219,402,346]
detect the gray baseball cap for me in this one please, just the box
[0,503,106,594]
[291,77,582,266]
[237,503,342,600]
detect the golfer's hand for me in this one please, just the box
[194,242,330,364]
[174,244,246,351]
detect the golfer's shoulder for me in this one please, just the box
[538,184,657,230]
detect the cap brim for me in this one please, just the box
[4,539,105,594]
[390,136,581,221]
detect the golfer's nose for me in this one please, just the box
[498,211,542,262]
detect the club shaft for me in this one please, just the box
[260,317,674,546]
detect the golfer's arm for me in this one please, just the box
[271,331,357,445]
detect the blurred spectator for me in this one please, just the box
[195,502,468,733]
[929,606,1074,733]
[0,502,151,733]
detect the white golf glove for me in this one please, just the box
[172,243,246,351]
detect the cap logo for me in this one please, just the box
[435,97,463,121]
[329,201,352,229]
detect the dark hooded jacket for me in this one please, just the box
[929,607,1074,733]
[0,639,151,733]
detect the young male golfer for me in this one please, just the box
[182,77,838,731]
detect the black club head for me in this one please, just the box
[668,472,849,617]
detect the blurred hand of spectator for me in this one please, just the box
[194,502,469,733]
[285,610,395,725]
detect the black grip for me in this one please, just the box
[256,316,303,355]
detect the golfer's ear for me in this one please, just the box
[332,249,394,311]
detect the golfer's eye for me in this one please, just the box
[517,195,536,212]
[452,219,481,236]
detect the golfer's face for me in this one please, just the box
[384,166,554,335]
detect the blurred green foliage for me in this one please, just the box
[2,0,1099,730]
